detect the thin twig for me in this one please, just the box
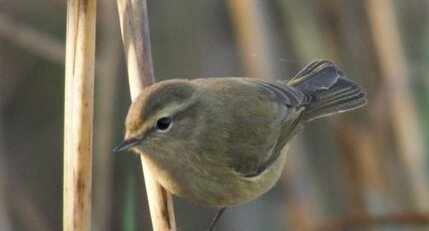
[63,0,97,230]
[116,0,176,230]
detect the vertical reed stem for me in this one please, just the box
[116,0,176,230]
[63,0,97,230]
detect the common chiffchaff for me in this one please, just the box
[113,60,366,230]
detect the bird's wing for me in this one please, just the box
[224,79,306,177]
[244,79,306,107]
[243,107,304,177]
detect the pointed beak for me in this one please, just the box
[112,136,143,153]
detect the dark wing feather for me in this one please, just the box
[235,79,306,177]
[244,107,304,177]
[287,60,366,121]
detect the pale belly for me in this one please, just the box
[143,146,289,207]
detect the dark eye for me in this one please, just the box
[156,116,172,131]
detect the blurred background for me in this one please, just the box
[1,0,429,230]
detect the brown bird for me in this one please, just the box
[113,60,366,230]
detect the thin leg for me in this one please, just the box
[206,207,226,231]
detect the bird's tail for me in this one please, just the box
[287,60,366,121]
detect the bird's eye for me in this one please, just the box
[156,116,172,131]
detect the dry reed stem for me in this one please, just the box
[365,0,429,209]
[63,0,97,230]
[116,0,176,230]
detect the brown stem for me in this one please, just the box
[116,0,176,230]
[63,0,97,230]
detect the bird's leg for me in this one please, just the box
[206,207,226,231]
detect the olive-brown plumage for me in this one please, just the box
[114,60,366,208]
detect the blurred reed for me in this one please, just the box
[0,13,64,64]
[365,0,429,210]
[227,0,275,79]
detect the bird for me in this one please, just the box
[113,60,366,230]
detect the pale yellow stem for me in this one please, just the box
[63,0,97,230]
[116,0,176,230]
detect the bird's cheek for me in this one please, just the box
[170,121,194,138]
[128,140,151,154]
[138,137,163,153]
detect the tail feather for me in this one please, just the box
[287,60,366,121]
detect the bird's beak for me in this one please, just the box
[112,136,143,153]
